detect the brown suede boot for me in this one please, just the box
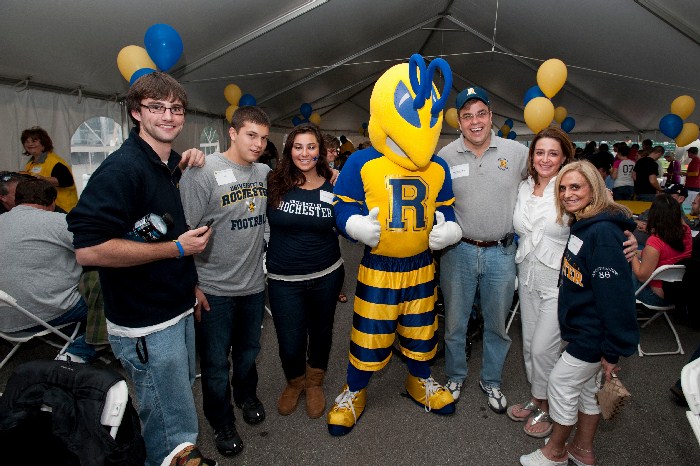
[278,375,305,415]
[305,365,326,418]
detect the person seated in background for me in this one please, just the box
[0,171,31,214]
[21,126,79,212]
[635,184,691,248]
[0,178,97,363]
[323,134,342,170]
[593,158,614,190]
[631,193,692,307]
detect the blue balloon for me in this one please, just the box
[523,85,546,106]
[300,103,312,119]
[497,130,503,137]
[239,93,256,106]
[130,67,156,86]
[292,116,302,126]
[659,113,683,139]
[561,116,576,133]
[504,118,514,128]
[144,24,183,72]
[507,131,517,140]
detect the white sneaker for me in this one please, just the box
[444,380,463,402]
[479,380,507,413]
[55,352,85,363]
[520,449,568,466]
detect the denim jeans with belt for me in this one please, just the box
[440,240,516,387]
[196,291,265,429]
[108,313,197,466]
[267,265,344,380]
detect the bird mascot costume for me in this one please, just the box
[328,54,463,436]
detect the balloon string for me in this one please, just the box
[491,0,499,52]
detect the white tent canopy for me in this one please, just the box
[1,0,699,172]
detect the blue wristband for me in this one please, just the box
[173,240,184,258]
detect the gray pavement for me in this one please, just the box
[2,238,699,465]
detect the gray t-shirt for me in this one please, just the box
[180,153,270,296]
[0,205,83,332]
[438,132,528,241]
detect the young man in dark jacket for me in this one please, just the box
[67,72,213,466]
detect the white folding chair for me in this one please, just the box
[681,357,700,446]
[635,264,686,357]
[0,290,81,369]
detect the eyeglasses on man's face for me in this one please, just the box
[458,110,490,121]
[140,103,186,115]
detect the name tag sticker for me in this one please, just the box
[320,190,334,204]
[214,169,236,186]
[568,235,583,255]
[450,164,469,179]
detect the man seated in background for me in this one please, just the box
[0,171,32,215]
[0,178,97,363]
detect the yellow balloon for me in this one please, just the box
[524,97,555,134]
[537,59,567,99]
[117,45,157,83]
[445,108,459,129]
[554,106,568,124]
[225,104,238,123]
[500,124,511,136]
[224,84,242,106]
[309,112,321,126]
[671,95,696,120]
[675,122,700,147]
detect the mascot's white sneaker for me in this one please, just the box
[327,385,367,436]
[405,375,455,415]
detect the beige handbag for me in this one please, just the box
[596,373,631,420]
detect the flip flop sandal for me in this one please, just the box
[337,293,348,303]
[523,410,553,438]
[507,400,540,422]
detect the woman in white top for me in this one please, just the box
[509,126,574,438]
[611,144,635,200]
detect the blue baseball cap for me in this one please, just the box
[456,86,490,110]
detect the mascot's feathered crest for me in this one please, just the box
[368,54,452,171]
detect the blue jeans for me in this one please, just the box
[109,314,197,466]
[613,186,634,201]
[267,265,344,380]
[635,193,657,202]
[440,240,516,387]
[633,276,670,307]
[25,298,97,362]
[196,291,265,429]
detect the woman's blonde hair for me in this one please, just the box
[555,160,631,225]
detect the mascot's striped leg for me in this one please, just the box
[327,251,454,436]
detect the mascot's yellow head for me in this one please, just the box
[368,54,452,171]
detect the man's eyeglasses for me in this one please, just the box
[140,103,186,115]
[459,110,490,121]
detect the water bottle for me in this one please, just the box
[125,213,173,242]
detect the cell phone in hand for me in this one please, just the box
[198,219,214,236]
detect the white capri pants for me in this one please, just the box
[547,351,602,426]
[517,255,562,399]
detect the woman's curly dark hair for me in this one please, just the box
[267,124,332,208]
[647,193,686,252]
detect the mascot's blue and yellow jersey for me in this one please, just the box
[334,147,456,258]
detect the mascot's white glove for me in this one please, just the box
[346,207,381,247]
[429,211,462,250]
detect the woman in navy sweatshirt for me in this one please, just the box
[521,161,639,466]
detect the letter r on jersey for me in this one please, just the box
[386,177,427,230]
